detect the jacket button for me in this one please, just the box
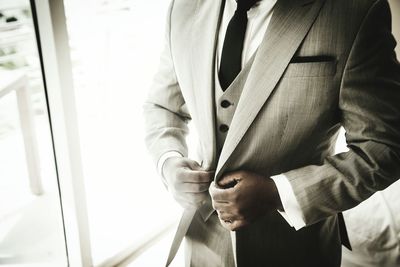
[219,124,229,133]
[221,100,231,108]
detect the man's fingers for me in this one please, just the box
[177,182,211,193]
[180,169,214,183]
[219,218,248,231]
[218,172,242,188]
[212,199,230,211]
[209,181,235,202]
[229,220,248,231]
[216,210,243,221]
[213,200,243,219]
[184,159,202,170]
[217,211,231,221]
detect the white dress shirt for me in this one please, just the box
[158,0,306,231]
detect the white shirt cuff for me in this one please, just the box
[157,151,183,177]
[271,174,306,230]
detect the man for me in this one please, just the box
[143,0,400,266]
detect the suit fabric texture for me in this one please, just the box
[143,0,400,266]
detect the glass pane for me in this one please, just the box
[0,0,67,266]
[63,0,183,265]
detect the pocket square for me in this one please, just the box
[290,55,336,63]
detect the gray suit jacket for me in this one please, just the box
[144,0,400,266]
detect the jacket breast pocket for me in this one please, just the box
[283,60,337,78]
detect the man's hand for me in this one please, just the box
[209,170,283,231]
[163,157,214,209]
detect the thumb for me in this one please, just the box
[218,173,239,189]
[185,159,202,170]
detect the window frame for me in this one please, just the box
[30,0,176,266]
[30,0,92,266]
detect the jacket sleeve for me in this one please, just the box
[143,0,191,166]
[284,0,400,226]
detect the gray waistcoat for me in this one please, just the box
[214,54,257,157]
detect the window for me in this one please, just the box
[0,0,67,265]
[62,0,183,265]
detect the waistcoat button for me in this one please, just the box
[219,124,229,133]
[221,100,231,108]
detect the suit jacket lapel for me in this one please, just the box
[190,0,225,170]
[216,0,326,177]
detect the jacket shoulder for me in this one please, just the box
[320,0,383,34]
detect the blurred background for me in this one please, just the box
[0,0,399,266]
[0,0,181,266]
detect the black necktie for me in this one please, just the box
[219,0,260,91]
